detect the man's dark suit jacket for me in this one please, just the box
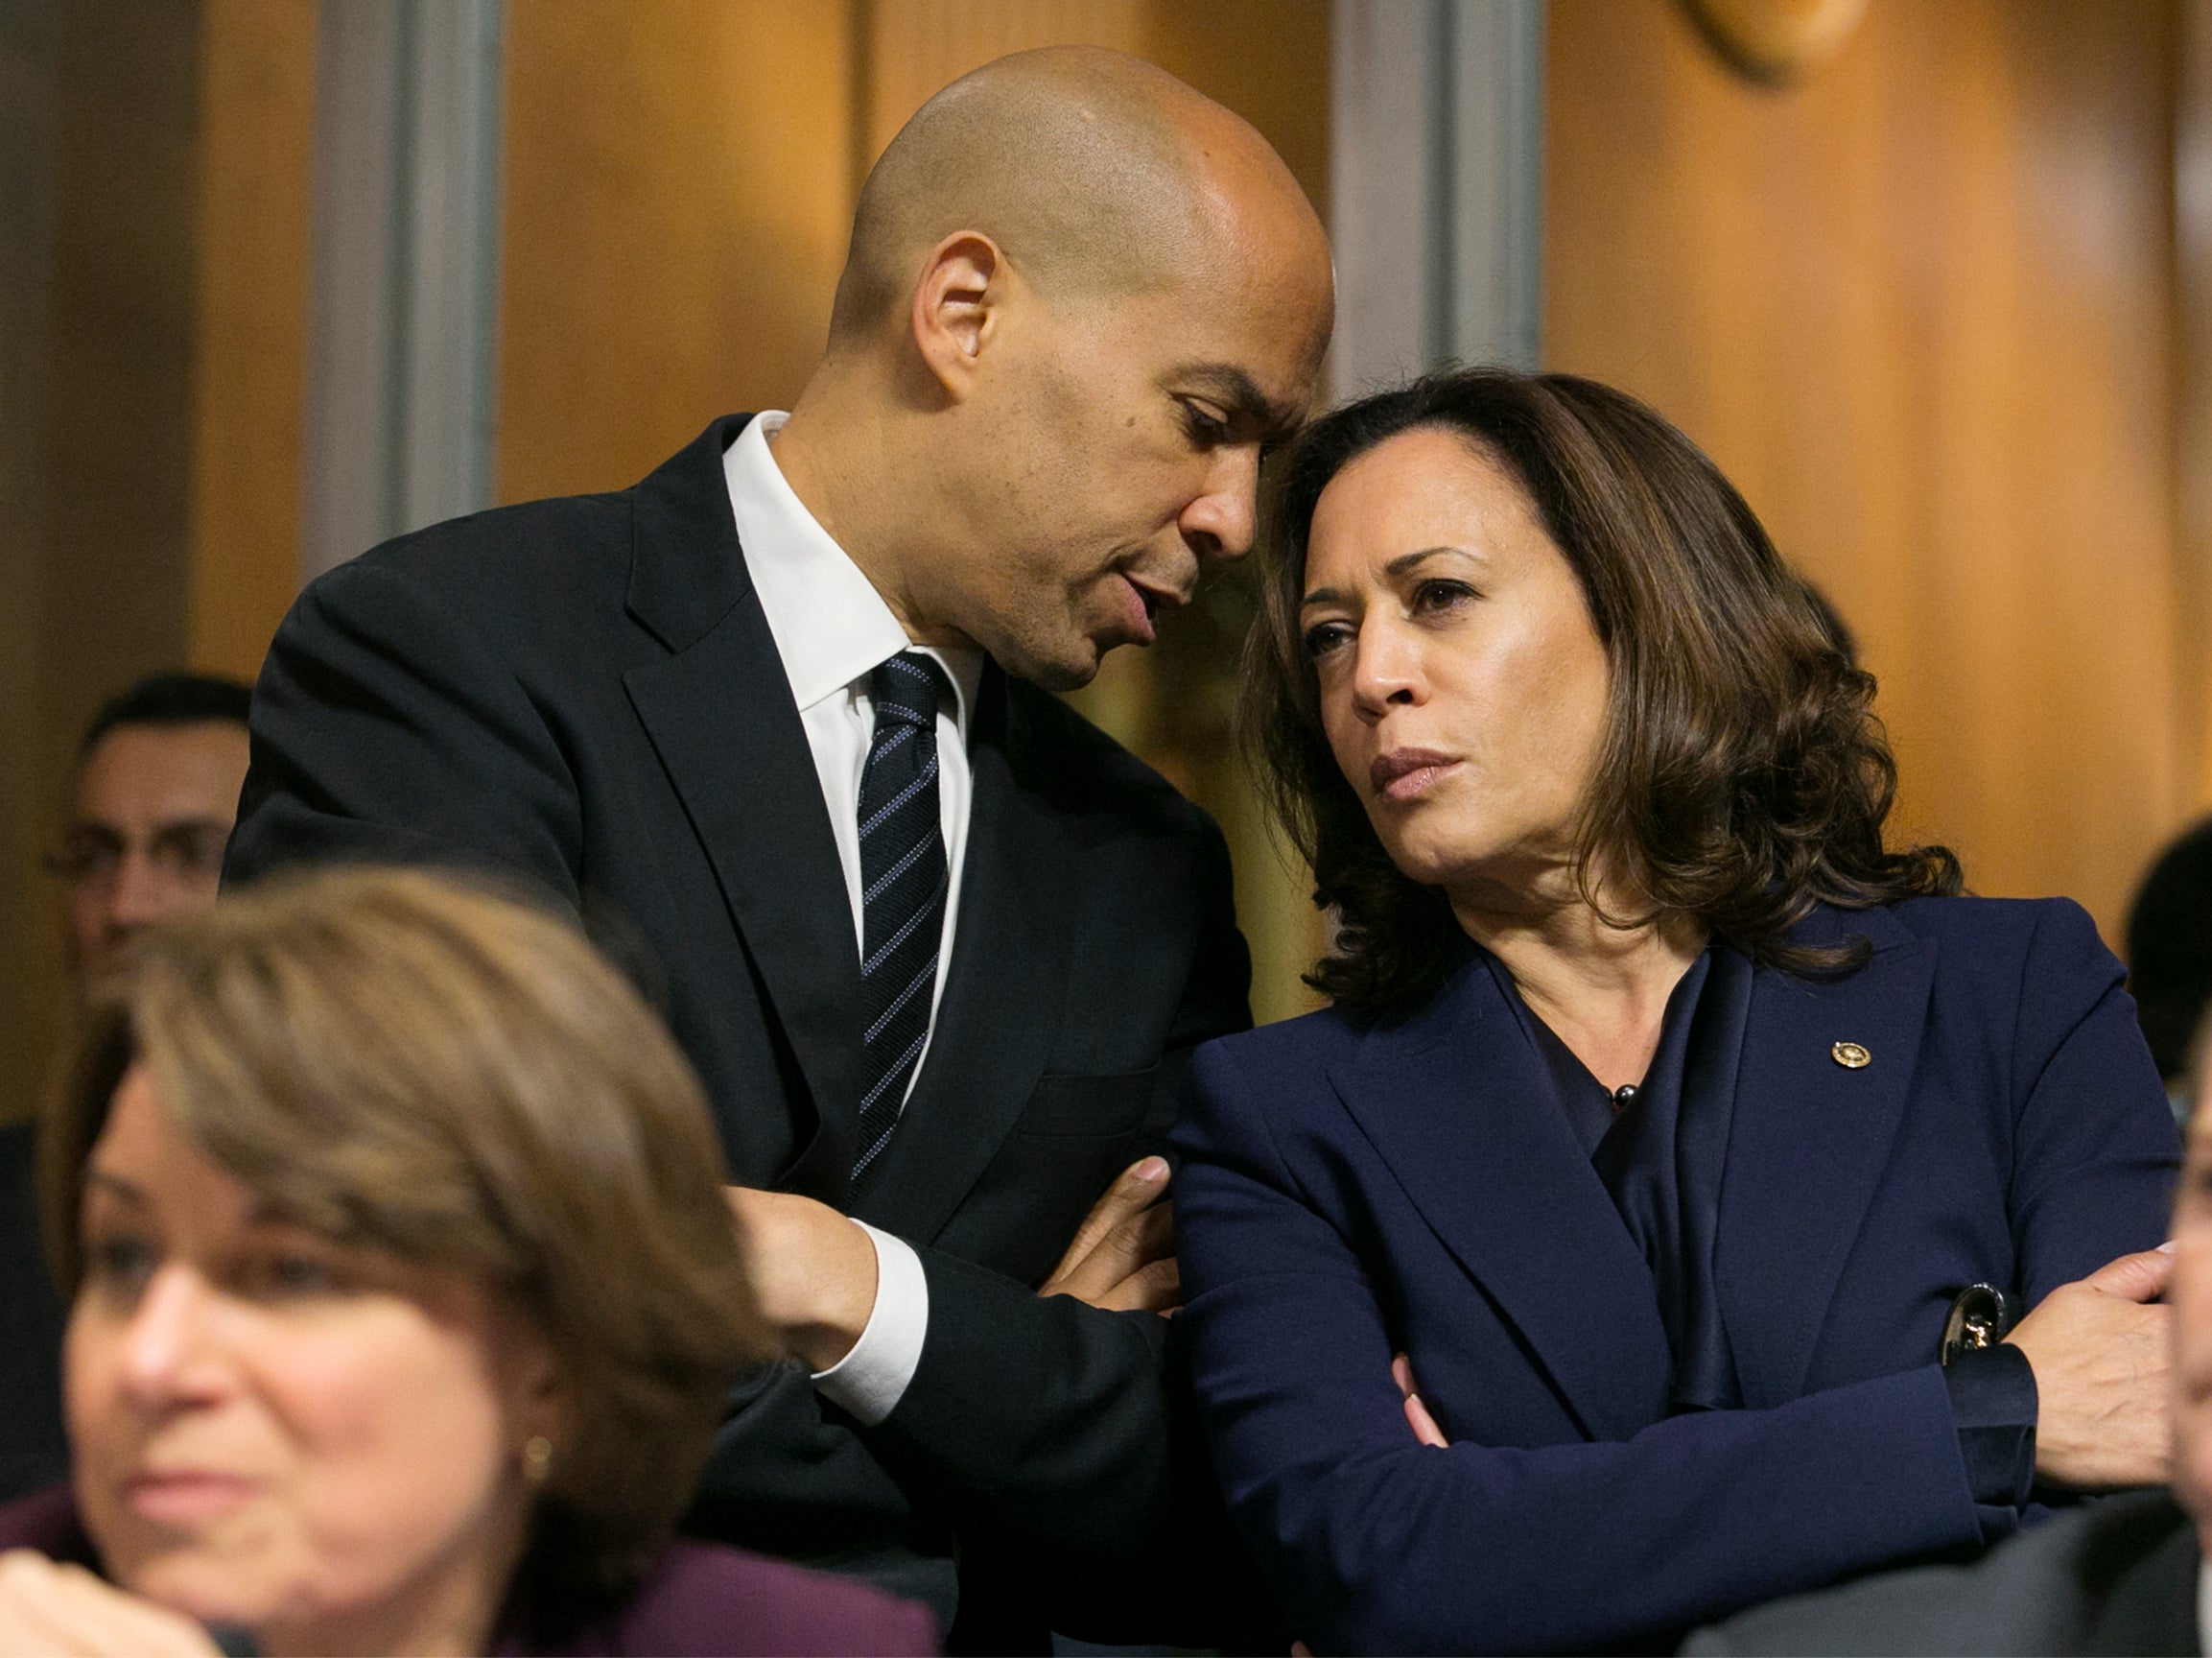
[1686,1490,2200,1656]
[224,415,1256,1642]
[1173,898,2179,1654]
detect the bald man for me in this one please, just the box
[227,48,1332,1646]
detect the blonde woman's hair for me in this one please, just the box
[45,865,765,1593]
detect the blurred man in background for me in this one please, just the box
[3,671,251,1504]
[2129,817,2212,1122]
[51,672,252,983]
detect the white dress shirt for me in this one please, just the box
[723,410,980,1425]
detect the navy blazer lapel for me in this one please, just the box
[1330,958,1675,1442]
[854,669,1067,1242]
[1716,906,1936,1407]
[622,416,869,1194]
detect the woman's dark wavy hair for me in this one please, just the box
[1246,367,1961,1017]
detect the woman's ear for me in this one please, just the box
[908,231,1005,399]
[497,1308,567,1449]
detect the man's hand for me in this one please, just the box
[0,1551,220,1656]
[2006,1244,2175,1489]
[722,1187,880,1371]
[1039,1156,1179,1313]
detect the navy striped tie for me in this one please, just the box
[853,651,951,1181]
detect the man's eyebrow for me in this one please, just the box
[82,1170,146,1205]
[147,816,233,838]
[1171,364,1306,444]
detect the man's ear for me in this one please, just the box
[909,232,1005,400]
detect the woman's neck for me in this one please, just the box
[1451,880,1707,1092]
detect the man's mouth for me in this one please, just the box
[1115,574,1185,645]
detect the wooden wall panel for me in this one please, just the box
[494,0,856,506]
[0,0,313,1112]
[2181,0,2212,802]
[859,0,1146,165]
[187,0,314,685]
[3,0,203,1114]
[1546,0,2182,942]
[0,0,62,1117]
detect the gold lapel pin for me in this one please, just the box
[1831,1040,1871,1069]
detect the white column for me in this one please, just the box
[1328,0,1545,398]
[299,0,505,581]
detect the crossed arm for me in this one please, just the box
[1172,979,2179,1657]
[725,1151,1181,1377]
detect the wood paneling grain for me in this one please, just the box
[187,0,313,685]
[859,0,1145,164]
[495,0,855,505]
[6,0,203,1112]
[1546,0,2182,940]
[2180,0,2212,806]
[0,0,61,1117]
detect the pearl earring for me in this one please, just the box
[522,1435,553,1487]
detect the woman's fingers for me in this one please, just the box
[1392,1353,1448,1448]
[0,1552,221,1658]
[1040,1159,1175,1308]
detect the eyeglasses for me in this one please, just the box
[43,821,231,888]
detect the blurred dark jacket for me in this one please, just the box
[0,1120,68,1503]
[1686,1490,2198,1656]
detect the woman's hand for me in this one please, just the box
[1392,1353,1449,1447]
[1039,1157,1180,1315]
[0,1551,221,1657]
[2006,1244,2175,1489]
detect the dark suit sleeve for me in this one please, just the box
[2004,899,2181,1300]
[1173,1040,1988,1656]
[865,824,1265,1644]
[225,557,584,905]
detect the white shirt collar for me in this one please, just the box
[722,411,979,728]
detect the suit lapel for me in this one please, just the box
[622,416,869,1194]
[1715,906,1935,1407]
[1330,959,1675,1442]
[854,669,1067,1242]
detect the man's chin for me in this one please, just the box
[1025,654,1106,695]
[996,631,1120,694]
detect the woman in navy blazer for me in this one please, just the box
[1174,369,2180,1654]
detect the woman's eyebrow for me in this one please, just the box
[1384,546,1478,576]
[1302,546,1481,609]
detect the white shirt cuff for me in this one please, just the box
[809,1220,929,1427]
